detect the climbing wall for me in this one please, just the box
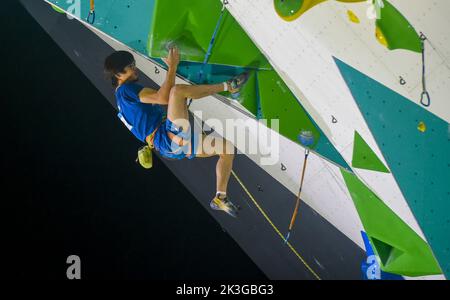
[50,0,354,171]
[46,0,448,278]
[90,16,369,255]
[46,0,367,250]
[50,0,156,54]
[224,0,448,277]
[272,0,450,122]
[146,0,353,170]
[336,58,450,277]
[225,0,420,234]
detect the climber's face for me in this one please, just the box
[116,60,138,82]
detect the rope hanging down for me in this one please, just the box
[191,116,320,280]
[198,5,227,82]
[189,4,227,108]
[87,0,95,24]
[284,148,310,243]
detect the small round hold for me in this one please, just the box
[347,10,360,24]
[399,77,406,85]
[165,40,177,51]
[298,130,315,147]
[332,116,338,124]
[155,67,160,74]
[417,121,427,133]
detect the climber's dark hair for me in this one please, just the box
[104,51,134,87]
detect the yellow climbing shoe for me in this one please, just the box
[210,194,239,218]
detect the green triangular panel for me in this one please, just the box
[341,170,442,276]
[352,131,390,173]
[258,70,320,149]
[376,0,422,53]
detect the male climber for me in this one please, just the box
[104,48,249,217]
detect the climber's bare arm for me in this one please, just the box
[139,47,179,105]
[139,87,167,105]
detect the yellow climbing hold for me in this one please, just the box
[347,10,360,24]
[375,25,389,48]
[417,122,427,133]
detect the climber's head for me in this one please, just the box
[104,51,138,87]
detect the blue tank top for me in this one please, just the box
[115,82,164,142]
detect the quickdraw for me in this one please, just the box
[284,148,310,243]
[87,0,95,24]
[419,33,431,107]
[198,4,227,82]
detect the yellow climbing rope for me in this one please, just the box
[231,170,321,280]
[193,113,320,279]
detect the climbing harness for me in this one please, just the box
[419,33,430,107]
[87,0,95,24]
[284,148,310,243]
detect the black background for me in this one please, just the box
[1,0,266,280]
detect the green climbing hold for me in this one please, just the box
[274,0,367,22]
[375,0,422,53]
[341,170,442,276]
[51,4,66,14]
[274,0,304,21]
[352,131,390,173]
[274,0,326,22]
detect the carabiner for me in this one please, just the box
[420,91,431,107]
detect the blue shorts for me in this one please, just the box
[152,118,198,160]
